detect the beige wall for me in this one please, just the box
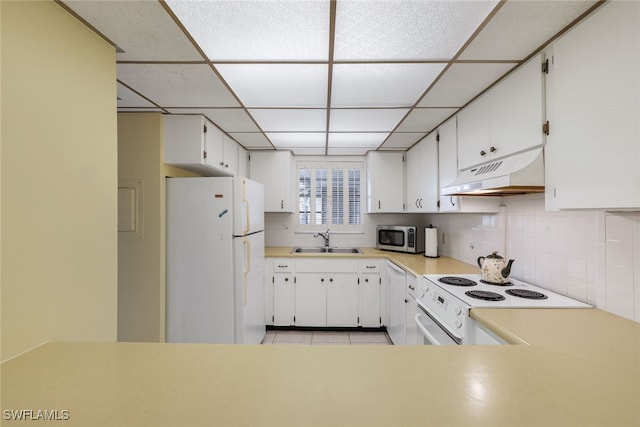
[117,113,200,342]
[1,1,118,361]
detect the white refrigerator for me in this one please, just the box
[166,177,265,344]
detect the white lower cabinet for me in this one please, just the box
[273,272,294,326]
[326,273,359,327]
[359,260,382,327]
[295,273,328,327]
[266,258,383,328]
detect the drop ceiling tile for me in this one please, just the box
[118,64,239,108]
[334,0,499,60]
[216,64,327,108]
[166,108,259,132]
[62,1,202,61]
[459,1,599,60]
[419,63,516,107]
[395,108,458,132]
[266,133,326,148]
[331,63,446,107]
[329,109,409,132]
[228,133,273,149]
[249,109,327,132]
[328,133,388,148]
[379,133,427,150]
[117,82,156,108]
[166,0,329,61]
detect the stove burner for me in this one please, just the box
[506,289,548,300]
[438,276,477,287]
[480,279,513,286]
[465,290,506,301]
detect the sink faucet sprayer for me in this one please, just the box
[314,229,330,248]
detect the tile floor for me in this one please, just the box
[261,330,393,345]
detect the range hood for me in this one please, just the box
[441,147,544,196]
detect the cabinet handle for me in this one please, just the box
[225,164,229,168]
[365,265,375,269]
[378,200,381,209]
[489,146,496,153]
[281,200,284,209]
[321,278,324,282]
[329,278,333,283]
[284,278,289,282]
[277,265,288,268]
[203,150,208,159]
[365,278,369,283]
[409,285,415,290]
[220,162,224,166]
[419,198,423,208]
[480,150,487,156]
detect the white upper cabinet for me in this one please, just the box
[438,116,501,213]
[366,151,405,213]
[457,55,545,171]
[164,114,240,177]
[249,150,293,212]
[545,1,640,210]
[406,133,439,213]
[237,145,249,177]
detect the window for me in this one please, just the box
[297,161,363,232]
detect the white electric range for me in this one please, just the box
[414,274,591,345]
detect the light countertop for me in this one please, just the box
[265,246,479,276]
[2,250,639,426]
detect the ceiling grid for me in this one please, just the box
[60,0,602,154]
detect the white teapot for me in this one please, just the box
[477,252,515,284]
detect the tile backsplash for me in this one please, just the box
[265,194,640,323]
[426,194,640,323]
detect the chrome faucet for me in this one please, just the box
[314,229,330,248]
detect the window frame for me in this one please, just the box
[296,160,364,233]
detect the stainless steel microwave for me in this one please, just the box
[376,225,425,254]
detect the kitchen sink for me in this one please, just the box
[291,247,362,254]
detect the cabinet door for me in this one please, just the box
[546,1,640,209]
[205,123,224,170]
[405,135,438,213]
[249,151,293,212]
[359,273,381,327]
[294,273,326,327]
[273,273,294,326]
[437,117,459,212]
[367,152,405,213]
[222,135,238,176]
[457,95,491,170]
[489,55,544,160]
[164,115,206,165]
[237,146,249,177]
[326,273,359,327]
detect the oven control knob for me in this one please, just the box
[455,320,463,329]
[455,307,462,316]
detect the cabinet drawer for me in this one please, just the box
[296,259,358,273]
[272,258,293,273]
[359,259,381,274]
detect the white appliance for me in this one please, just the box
[166,177,265,344]
[415,274,591,345]
[376,225,424,253]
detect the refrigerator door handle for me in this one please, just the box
[243,199,250,235]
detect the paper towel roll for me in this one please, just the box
[424,227,438,258]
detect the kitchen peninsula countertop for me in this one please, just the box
[2,251,639,426]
